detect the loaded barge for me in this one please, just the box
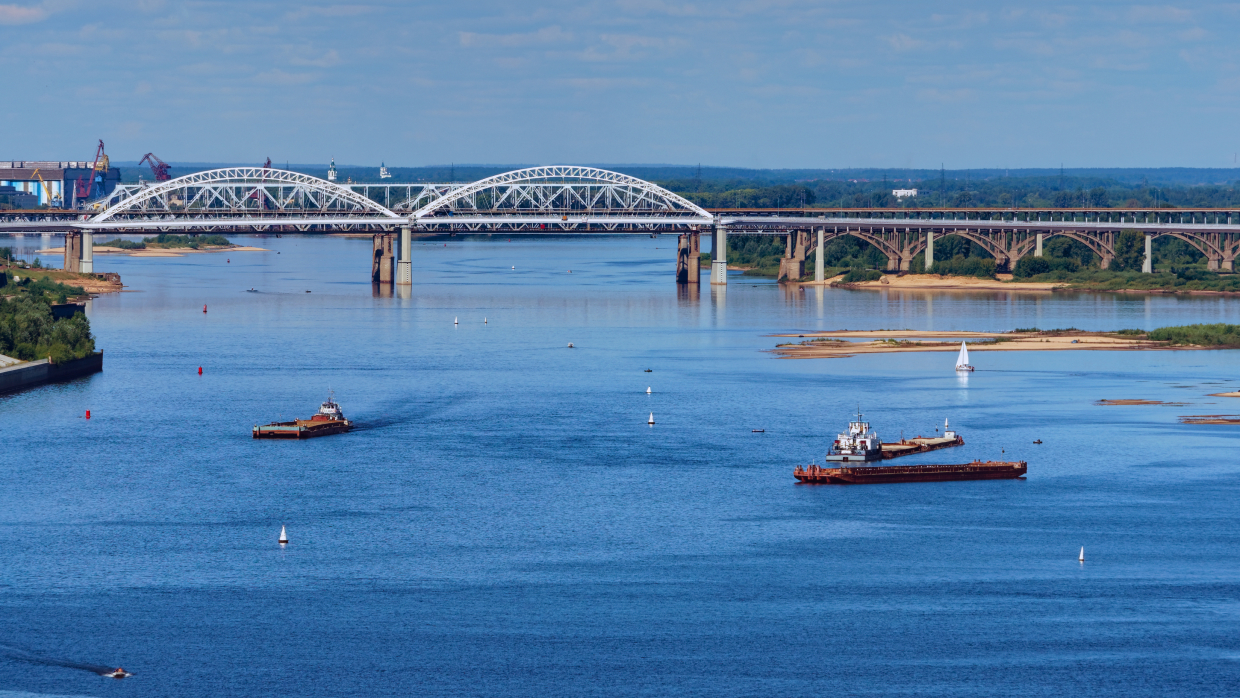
[253,393,352,439]
[794,460,1027,484]
[828,411,964,462]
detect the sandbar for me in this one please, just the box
[772,329,1207,359]
[822,273,1058,293]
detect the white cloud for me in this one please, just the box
[459,26,573,48]
[0,2,47,24]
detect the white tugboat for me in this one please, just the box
[826,410,882,462]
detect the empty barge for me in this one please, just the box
[794,460,1027,485]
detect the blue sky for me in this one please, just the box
[3,1,1238,168]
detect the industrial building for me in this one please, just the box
[0,160,121,209]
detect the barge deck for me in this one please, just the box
[794,460,1027,484]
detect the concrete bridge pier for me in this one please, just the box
[815,229,824,282]
[1143,234,1152,273]
[1035,233,1044,257]
[372,232,395,283]
[925,231,935,271]
[711,226,728,285]
[63,232,81,272]
[397,226,412,286]
[676,231,701,284]
[80,232,93,274]
[778,230,808,282]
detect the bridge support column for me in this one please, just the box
[815,229,824,282]
[63,232,81,272]
[779,231,808,282]
[396,226,412,286]
[1142,234,1152,273]
[710,226,728,285]
[1208,256,1221,271]
[925,231,934,271]
[373,232,395,283]
[688,232,700,284]
[1035,233,1043,257]
[80,232,93,274]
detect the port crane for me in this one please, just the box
[74,140,109,201]
[138,152,172,181]
[28,168,55,207]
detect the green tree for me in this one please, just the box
[1112,230,1145,272]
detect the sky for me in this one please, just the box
[3,1,1240,169]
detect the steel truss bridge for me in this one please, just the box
[3,166,1240,273]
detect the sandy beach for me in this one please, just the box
[772,329,1207,359]
[41,245,268,257]
[822,273,1059,292]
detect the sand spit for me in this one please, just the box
[772,330,1210,359]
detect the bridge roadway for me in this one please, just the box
[3,166,1240,277]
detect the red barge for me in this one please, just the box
[794,460,1027,484]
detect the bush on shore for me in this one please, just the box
[1148,323,1240,346]
[930,256,996,279]
[99,238,146,249]
[0,276,95,362]
[141,233,232,249]
[842,268,882,283]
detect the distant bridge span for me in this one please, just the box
[3,165,1240,278]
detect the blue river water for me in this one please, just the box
[3,234,1240,697]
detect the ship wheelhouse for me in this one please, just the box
[826,411,883,462]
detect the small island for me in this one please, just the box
[771,324,1240,359]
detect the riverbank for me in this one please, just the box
[771,328,1211,359]
[0,352,102,395]
[41,245,268,258]
[1,264,121,294]
[826,273,1058,292]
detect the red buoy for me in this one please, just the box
[198,366,202,375]
[85,410,91,419]
[227,259,230,263]
[203,305,207,313]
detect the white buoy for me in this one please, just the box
[648,412,655,425]
[646,387,651,394]
[511,265,515,270]
[279,526,288,545]
[1079,547,1085,563]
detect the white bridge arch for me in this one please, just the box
[90,167,401,230]
[410,166,713,230]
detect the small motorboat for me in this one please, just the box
[247,288,258,292]
[1033,439,1043,444]
[643,369,652,373]
[752,429,765,433]
[102,668,131,679]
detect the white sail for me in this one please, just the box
[956,341,969,368]
[279,525,288,544]
[1079,547,1085,562]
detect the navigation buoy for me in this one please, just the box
[568,270,572,273]
[1078,547,1085,563]
[279,526,288,545]
[454,317,458,325]
[648,412,655,425]
[646,387,651,394]
[85,410,91,419]
[197,366,202,375]
[227,259,230,263]
[203,304,207,313]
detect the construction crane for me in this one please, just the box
[74,140,109,200]
[29,168,55,207]
[138,152,172,181]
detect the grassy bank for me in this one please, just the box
[1020,269,1240,293]
[99,233,233,250]
[0,271,96,362]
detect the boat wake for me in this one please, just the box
[0,642,119,676]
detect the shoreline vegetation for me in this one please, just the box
[771,324,1240,359]
[0,269,97,363]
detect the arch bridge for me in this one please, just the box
[3,165,1240,282]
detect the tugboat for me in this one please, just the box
[826,410,882,462]
[253,392,352,439]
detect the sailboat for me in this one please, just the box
[955,341,975,372]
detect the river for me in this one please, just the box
[2,234,1239,697]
